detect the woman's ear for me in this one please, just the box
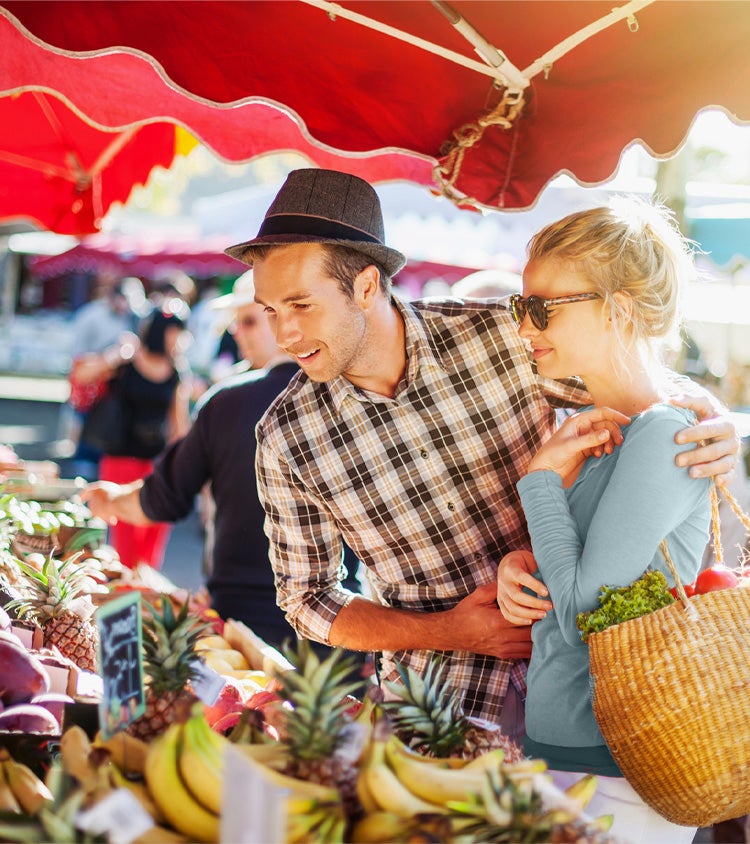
[608,290,634,325]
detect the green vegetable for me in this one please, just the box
[576,568,675,642]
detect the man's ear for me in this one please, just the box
[353,265,381,309]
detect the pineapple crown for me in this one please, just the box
[5,554,90,622]
[381,655,470,756]
[276,639,365,762]
[141,595,211,695]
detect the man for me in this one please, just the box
[224,168,739,735]
[80,272,310,646]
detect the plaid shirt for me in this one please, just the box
[256,297,588,723]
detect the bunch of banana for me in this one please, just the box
[0,749,53,816]
[143,715,222,844]
[236,744,347,843]
[355,726,614,843]
[0,756,87,843]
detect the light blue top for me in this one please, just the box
[518,404,711,774]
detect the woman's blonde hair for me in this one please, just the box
[527,196,697,356]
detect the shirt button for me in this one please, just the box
[447,502,455,511]
[474,552,483,561]
[420,449,428,459]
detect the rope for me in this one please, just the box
[434,88,524,201]
[710,483,723,566]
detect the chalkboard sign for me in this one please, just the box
[95,592,145,739]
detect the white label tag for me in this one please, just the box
[190,658,226,706]
[221,744,286,843]
[76,788,155,844]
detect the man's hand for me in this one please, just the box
[496,550,552,626]
[671,393,740,486]
[80,480,148,526]
[445,583,532,659]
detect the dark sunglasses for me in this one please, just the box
[509,292,602,331]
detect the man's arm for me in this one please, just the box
[328,585,531,660]
[80,480,152,526]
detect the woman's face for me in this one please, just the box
[519,257,612,382]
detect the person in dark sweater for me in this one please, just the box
[82,272,361,648]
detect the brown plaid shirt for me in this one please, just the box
[256,297,588,723]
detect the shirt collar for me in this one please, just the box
[326,297,447,413]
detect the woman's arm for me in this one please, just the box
[520,408,711,646]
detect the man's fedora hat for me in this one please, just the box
[224,168,406,277]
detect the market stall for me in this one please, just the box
[0,462,622,843]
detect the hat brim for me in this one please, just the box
[224,233,407,278]
[207,290,256,310]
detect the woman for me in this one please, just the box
[496,198,711,843]
[79,303,191,568]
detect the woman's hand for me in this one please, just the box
[527,407,630,479]
[496,550,553,625]
[671,393,740,486]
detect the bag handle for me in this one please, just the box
[660,482,750,608]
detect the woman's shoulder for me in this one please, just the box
[633,402,697,429]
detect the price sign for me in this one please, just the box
[95,592,145,738]
[222,745,286,843]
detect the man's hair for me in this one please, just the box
[243,243,392,298]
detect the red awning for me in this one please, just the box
[2,1,750,231]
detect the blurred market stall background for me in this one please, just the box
[3,108,750,411]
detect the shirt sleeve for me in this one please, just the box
[255,429,357,645]
[517,406,711,647]
[139,416,211,523]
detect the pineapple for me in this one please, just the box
[6,555,99,672]
[127,595,210,742]
[381,655,525,762]
[269,639,368,823]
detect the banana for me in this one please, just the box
[564,772,598,810]
[350,810,414,843]
[143,723,219,843]
[531,771,596,819]
[109,766,165,823]
[232,740,290,770]
[2,755,53,816]
[238,752,339,802]
[59,725,95,784]
[132,824,191,843]
[462,747,506,771]
[0,761,21,813]
[177,710,227,815]
[364,740,448,818]
[93,729,149,777]
[384,736,488,805]
[355,742,382,814]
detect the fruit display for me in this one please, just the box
[0,491,618,843]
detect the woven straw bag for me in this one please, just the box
[588,483,750,827]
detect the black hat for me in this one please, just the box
[224,168,406,277]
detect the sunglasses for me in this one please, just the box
[509,292,602,331]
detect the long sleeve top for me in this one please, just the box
[255,296,589,723]
[518,403,711,774]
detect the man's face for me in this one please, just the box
[252,243,368,383]
[230,301,277,368]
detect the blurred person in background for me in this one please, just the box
[65,274,147,480]
[451,267,522,299]
[82,271,363,652]
[75,301,192,568]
